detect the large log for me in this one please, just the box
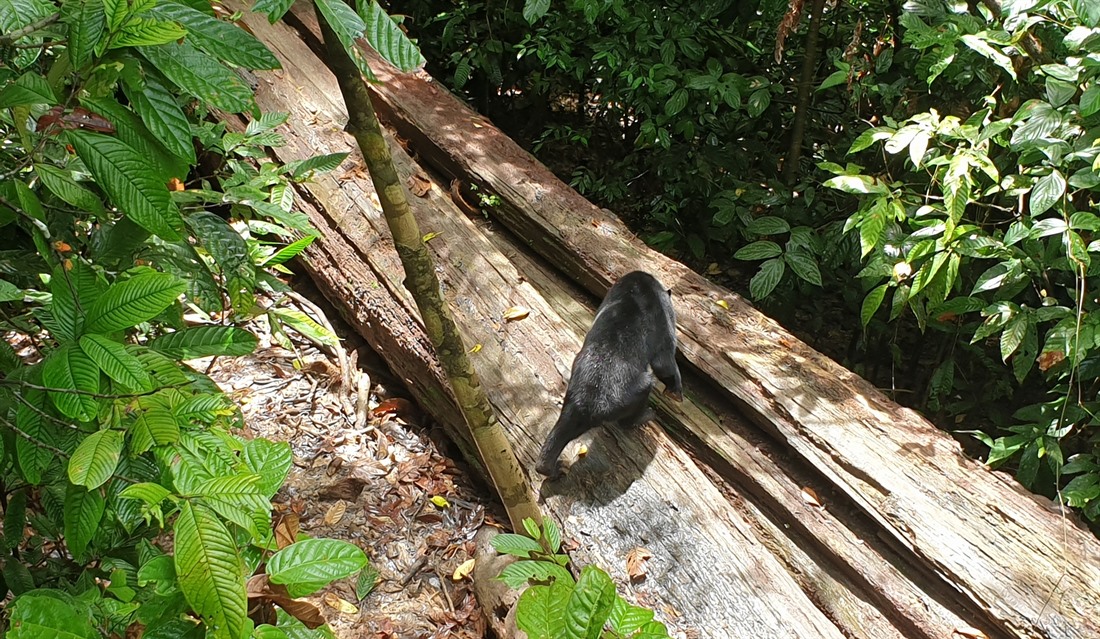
[221,7,861,637]
[279,21,1100,639]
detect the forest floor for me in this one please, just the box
[204,275,498,638]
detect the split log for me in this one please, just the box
[223,7,848,637]
[285,18,1100,639]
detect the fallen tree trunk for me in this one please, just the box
[274,13,1100,639]
[221,8,853,637]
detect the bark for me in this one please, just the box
[334,37,1100,639]
[782,0,826,185]
[312,7,541,532]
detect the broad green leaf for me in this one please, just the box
[608,596,655,634]
[858,202,888,257]
[60,0,106,68]
[0,72,57,108]
[150,326,258,359]
[823,174,889,195]
[1045,77,1077,108]
[112,17,187,48]
[862,284,889,327]
[522,0,549,23]
[515,579,571,639]
[267,539,367,589]
[749,258,784,300]
[816,69,848,92]
[150,2,280,70]
[2,490,26,554]
[491,533,544,558]
[6,591,97,639]
[1081,84,1100,118]
[79,95,188,182]
[285,152,348,180]
[42,344,100,421]
[268,308,339,346]
[314,0,375,81]
[1001,312,1026,362]
[119,481,172,505]
[50,261,105,342]
[65,484,106,559]
[139,41,254,113]
[79,334,153,392]
[128,405,180,454]
[943,180,969,226]
[123,74,197,164]
[65,130,185,240]
[784,251,822,286]
[1074,0,1100,27]
[102,0,127,31]
[263,235,316,267]
[747,88,771,118]
[745,216,789,236]
[174,502,247,639]
[242,439,292,498]
[15,384,51,485]
[960,33,1016,80]
[252,0,295,22]
[0,278,21,302]
[193,475,270,537]
[187,211,253,285]
[497,559,576,589]
[733,240,782,261]
[84,271,186,334]
[664,89,688,116]
[1030,170,1066,217]
[132,345,193,387]
[35,164,106,216]
[68,428,124,488]
[563,566,617,639]
[358,0,425,72]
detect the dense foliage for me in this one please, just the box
[397,0,1100,521]
[0,0,372,636]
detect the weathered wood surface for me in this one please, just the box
[330,35,1100,639]
[222,7,859,637]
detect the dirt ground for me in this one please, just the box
[204,280,498,638]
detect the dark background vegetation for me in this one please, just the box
[392,0,1100,522]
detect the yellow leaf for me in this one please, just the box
[422,231,442,243]
[577,444,588,459]
[452,558,476,581]
[323,592,359,614]
[430,495,451,509]
[468,343,482,354]
[503,306,531,322]
[715,299,729,310]
[324,501,347,526]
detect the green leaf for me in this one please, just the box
[79,334,153,392]
[242,438,292,498]
[516,579,571,639]
[314,0,375,81]
[563,565,617,639]
[252,0,295,22]
[268,308,339,347]
[150,2,280,70]
[858,201,888,257]
[1081,84,1100,118]
[6,591,97,639]
[1074,0,1100,27]
[128,405,180,454]
[0,72,57,108]
[522,0,550,23]
[491,533,544,558]
[68,429,124,488]
[65,484,106,559]
[823,174,889,195]
[861,284,888,327]
[745,216,789,236]
[733,240,782,261]
[150,326,258,359]
[1030,170,1066,217]
[60,0,106,69]
[102,0,127,31]
[123,74,197,164]
[749,258,784,300]
[747,88,771,118]
[784,251,822,286]
[119,481,172,506]
[355,564,380,600]
[498,560,574,589]
[664,89,688,116]
[42,344,100,421]
[84,271,186,334]
[960,33,1016,80]
[267,539,367,590]
[263,235,316,266]
[139,41,254,113]
[50,261,105,342]
[1000,311,1027,362]
[112,17,187,48]
[193,474,269,538]
[174,502,247,639]
[285,152,349,180]
[0,278,22,302]
[816,69,848,92]
[608,596,655,634]
[65,130,185,240]
[15,384,51,485]
[35,163,106,216]
[358,0,425,72]
[187,212,253,298]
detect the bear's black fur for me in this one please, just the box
[536,271,682,477]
